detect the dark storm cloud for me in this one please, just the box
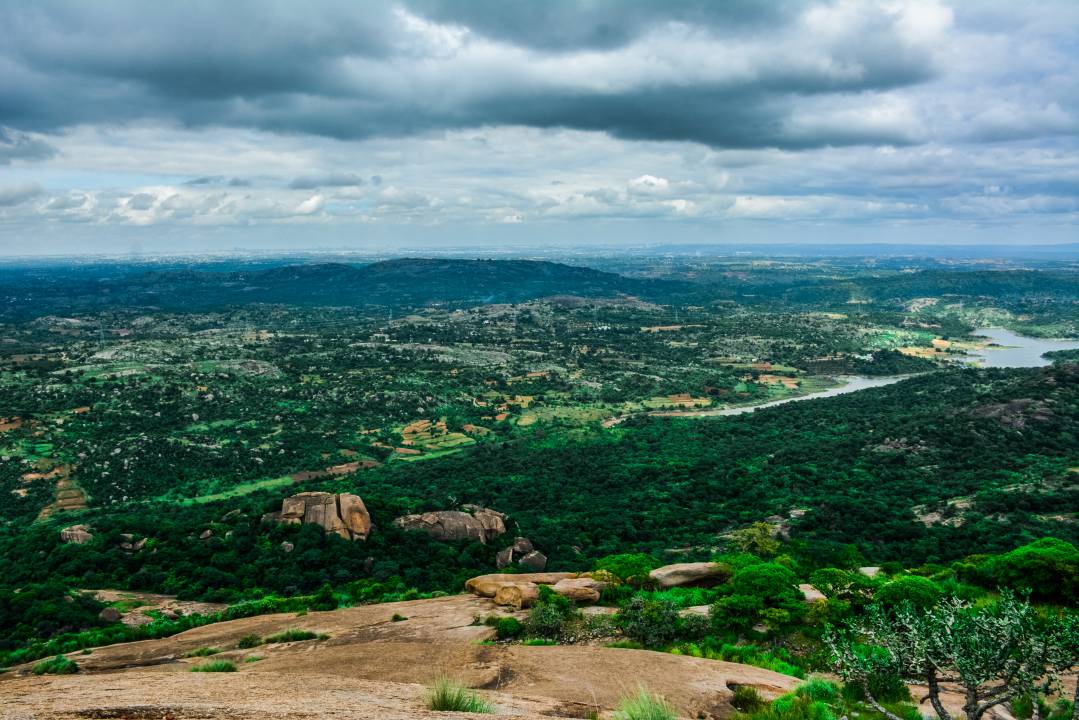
[0,127,57,164]
[0,0,950,149]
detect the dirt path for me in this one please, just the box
[0,595,799,720]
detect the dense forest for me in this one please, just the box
[1,255,1077,669]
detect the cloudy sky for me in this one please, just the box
[1,0,1077,255]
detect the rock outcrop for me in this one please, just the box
[467,572,608,608]
[649,562,731,588]
[393,505,505,544]
[263,492,371,540]
[60,524,93,544]
[495,536,546,569]
[799,583,826,603]
[465,572,577,598]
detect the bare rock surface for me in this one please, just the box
[0,594,802,720]
[59,524,93,544]
[649,562,731,588]
[265,492,371,540]
[393,505,506,544]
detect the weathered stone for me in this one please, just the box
[519,550,547,572]
[858,566,881,578]
[799,583,826,603]
[465,572,577,598]
[98,607,122,623]
[495,546,514,569]
[132,538,147,552]
[550,578,604,604]
[493,583,540,610]
[512,537,534,555]
[266,492,371,540]
[280,541,295,553]
[59,524,93,544]
[199,529,213,540]
[649,562,731,588]
[393,506,506,544]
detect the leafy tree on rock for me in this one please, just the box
[825,592,1078,720]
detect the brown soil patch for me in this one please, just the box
[0,416,22,432]
[0,595,799,719]
[34,465,88,520]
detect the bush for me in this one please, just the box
[595,553,661,585]
[263,629,319,643]
[986,538,1079,603]
[526,586,579,640]
[615,688,676,720]
[426,677,493,713]
[391,614,408,622]
[495,616,523,640]
[874,576,942,609]
[190,660,236,672]
[237,634,262,649]
[732,686,767,713]
[32,655,78,675]
[617,597,685,648]
[184,646,222,657]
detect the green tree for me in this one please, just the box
[826,592,1079,720]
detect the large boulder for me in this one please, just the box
[519,550,548,572]
[465,572,577,598]
[649,562,731,589]
[265,492,371,540]
[493,583,540,610]
[393,505,506,544]
[492,577,609,609]
[60,524,93,544]
[799,583,827,603]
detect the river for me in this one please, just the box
[629,327,1079,422]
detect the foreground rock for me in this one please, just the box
[393,505,506,544]
[465,572,578,598]
[0,594,804,720]
[649,562,731,588]
[263,492,371,540]
[59,524,93,544]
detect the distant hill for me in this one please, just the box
[0,258,689,318]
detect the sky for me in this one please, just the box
[0,0,1077,255]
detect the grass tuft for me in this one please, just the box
[237,634,262,649]
[190,660,236,672]
[426,677,494,713]
[32,655,78,676]
[263,629,318,643]
[615,688,676,720]
[184,646,222,657]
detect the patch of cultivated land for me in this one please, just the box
[0,595,799,720]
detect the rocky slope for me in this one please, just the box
[0,594,798,720]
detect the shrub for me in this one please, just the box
[263,629,318,643]
[595,553,661,585]
[731,685,766,713]
[495,617,523,640]
[391,613,408,622]
[617,596,684,648]
[190,660,236,672]
[311,583,337,612]
[874,576,942,609]
[244,655,262,663]
[526,586,578,640]
[237,634,262,649]
[426,677,493,713]
[986,538,1079,603]
[615,688,676,720]
[184,646,222,657]
[32,655,78,675]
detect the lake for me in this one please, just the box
[965,327,1079,368]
